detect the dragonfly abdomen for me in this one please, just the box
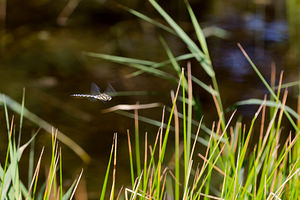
[71,94,96,98]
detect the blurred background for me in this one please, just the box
[0,0,299,198]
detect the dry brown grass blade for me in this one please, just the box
[102,103,161,113]
[232,122,241,154]
[199,192,224,200]
[297,94,300,127]
[57,0,81,26]
[211,86,222,121]
[132,171,144,200]
[199,122,214,175]
[256,104,280,162]
[70,169,84,200]
[242,98,265,154]
[271,62,276,90]
[200,143,226,177]
[170,89,179,169]
[26,147,44,200]
[259,95,267,145]
[160,172,168,199]
[197,152,225,176]
[74,174,88,200]
[183,160,193,200]
[125,187,149,200]
[188,116,204,174]
[116,186,124,200]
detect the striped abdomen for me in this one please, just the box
[71,93,112,101]
[71,94,96,98]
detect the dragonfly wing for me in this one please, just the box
[105,83,116,96]
[91,82,101,95]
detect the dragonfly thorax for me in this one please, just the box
[96,93,112,101]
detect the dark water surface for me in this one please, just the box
[0,0,299,198]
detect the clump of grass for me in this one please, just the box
[0,92,90,163]
[0,96,83,200]
[98,67,299,199]
[89,1,299,199]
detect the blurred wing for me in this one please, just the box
[105,83,116,95]
[91,82,101,95]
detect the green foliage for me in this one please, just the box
[1,1,299,199]
[86,1,299,199]
[0,95,83,200]
[0,94,90,163]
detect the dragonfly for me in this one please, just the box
[71,83,113,102]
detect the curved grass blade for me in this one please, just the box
[116,110,173,130]
[274,80,300,89]
[118,4,175,35]
[191,75,218,96]
[237,43,299,131]
[148,0,214,77]
[230,98,299,119]
[102,102,161,113]
[128,53,194,78]
[84,52,177,81]
[84,52,155,66]
[184,0,209,56]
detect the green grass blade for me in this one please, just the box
[62,180,76,200]
[59,149,63,200]
[126,131,135,188]
[191,75,218,96]
[99,137,115,200]
[182,68,187,180]
[186,64,193,165]
[134,108,141,177]
[28,132,35,189]
[84,52,177,81]
[237,43,299,131]
[184,0,209,56]
[18,88,25,149]
[159,36,182,76]
[84,52,156,66]
[0,118,13,200]
[274,80,300,89]
[129,53,194,78]
[230,98,299,119]
[148,0,214,77]
[118,4,175,34]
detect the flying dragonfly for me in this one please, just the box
[71,83,113,102]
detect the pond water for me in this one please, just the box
[0,0,299,198]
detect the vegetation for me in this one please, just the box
[0,96,83,199]
[88,1,300,199]
[0,0,299,200]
